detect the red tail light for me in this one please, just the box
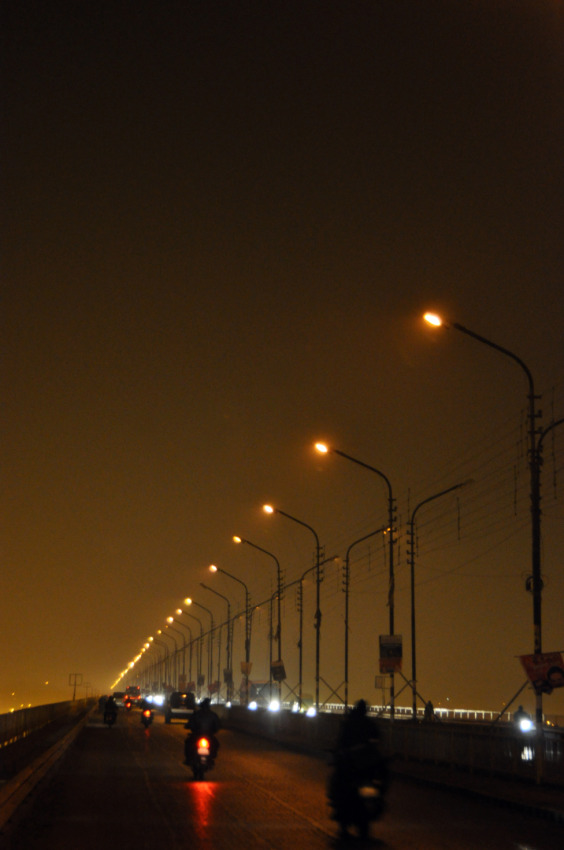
[143,709,151,718]
[197,737,210,752]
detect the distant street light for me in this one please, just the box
[177,608,204,695]
[209,564,251,705]
[234,535,283,699]
[407,480,473,720]
[185,598,214,697]
[157,628,178,688]
[314,443,397,717]
[263,504,323,711]
[424,312,544,727]
[166,618,188,682]
[201,582,233,702]
[170,616,194,682]
[343,527,388,712]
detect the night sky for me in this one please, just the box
[3,1,563,717]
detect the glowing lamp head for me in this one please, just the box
[209,565,218,573]
[423,312,443,327]
[233,536,242,544]
[263,504,274,514]
[167,616,173,624]
[185,597,193,606]
[176,608,182,615]
[315,442,329,454]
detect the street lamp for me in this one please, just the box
[209,564,251,705]
[185,598,214,697]
[151,635,170,690]
[166,618,188,682]
[157,628,178,689]
[177,607,204,695]
[344,527,388,712]
[201,582,232,702]
[407,480,473,720]
[423,312,543,726]
[170,617,194,683]
[314,443,397,717]
[234,535,283,698]
[263,504,323,711]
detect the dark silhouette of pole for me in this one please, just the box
[177,608,204,696]
[234,536,283,699]
[315,446,396,717]
[209,565,251,705]
[407,480,472,719]
[424,314,543,727]
[172,617,194,682]
[201,582,233,702]
[344,527,388,711]
[263,505,323,711]
[185,598,214,697]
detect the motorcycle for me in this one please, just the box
[327,741,388,840]
[185,733,216,781]
[103,708,117,727]
[141,707,153,728]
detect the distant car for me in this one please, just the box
[164,691,196,723]
[125,685,141,705]
[113,691,125,707]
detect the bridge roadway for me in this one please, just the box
[1,708,563,850]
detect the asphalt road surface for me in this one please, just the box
[2,709,562,849]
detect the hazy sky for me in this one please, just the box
[3,1,563,717]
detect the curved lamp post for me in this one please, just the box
[151,636,169,690]
[209,565,251,705]
[170,617,194,683]
[177,607,204,694]
[185,598,214,697]
[166,618,188,682]
[315,444,397,717]
[424,312,544,726]
[263,505,323,711]
[344,527,388,712]
[407,479,473,720]
[201,582,233,702]
[234,535,283,698]
[157,628,178,689]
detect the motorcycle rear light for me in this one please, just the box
[197,737,210,754]
[143,710,151,718]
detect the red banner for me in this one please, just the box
[520,652,564,694]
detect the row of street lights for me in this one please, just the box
[119,312,560,734]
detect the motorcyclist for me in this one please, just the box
[184,698,220,763]
[104,695,118,724]
[328,700,387,838]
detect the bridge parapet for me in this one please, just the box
[226,706,564,786]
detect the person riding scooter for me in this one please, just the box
[184,698,220,764]
[104,695,118,726]
[328,700,388,838]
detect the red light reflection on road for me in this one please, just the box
[187,780,217,840]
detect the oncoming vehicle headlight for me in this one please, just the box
[248,700,258,711]
[519,717,535,733]
[152,694,165,707]
[268,699,280,712]
[306,706,317,718]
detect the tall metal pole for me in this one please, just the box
[314,448,396,717]
[201,582,232,702]
[407,481,472,719]
[234,537,283,699]
[426,316,543,727]
[185,598,214,698]
[344,526,388,712]
[209,565,251,705]
[264,506,322,711]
